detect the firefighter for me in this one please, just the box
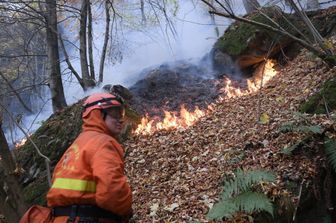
[47,92,132,223]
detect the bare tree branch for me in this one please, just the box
[59,35,85,89]
[0,71,33,113]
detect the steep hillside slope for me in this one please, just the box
[125,46,336,222]
[12,35,336,223]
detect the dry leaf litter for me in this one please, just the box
[124,46,336,222]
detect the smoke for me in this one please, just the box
[59,0,223,102]
[8,0,334,145]
[4,0,221,145]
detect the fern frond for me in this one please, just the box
[206,200,236,220]
[324,139,336,172]
[296,125,323,134]
[221,169,275,199]
[208,169,275,221]
[279,122,295,133]
[233,191,274,217]
[293,112,308,119]
[279,123,322,134]
[281,141,302,155]
[207,192,274,220]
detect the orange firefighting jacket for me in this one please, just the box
[46,109,132,221]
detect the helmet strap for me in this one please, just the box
[102,110,107,120]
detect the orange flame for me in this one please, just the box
[222,59,277,98]
[134,105,206,135]
[135,60,277,135]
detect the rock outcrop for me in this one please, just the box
[211,6,336,75]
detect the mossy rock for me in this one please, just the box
[212,6,336,71]
[215,7,299,54]
[300,77,336,114]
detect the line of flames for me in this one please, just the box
[134,60,277,135]
[13,60,277,146]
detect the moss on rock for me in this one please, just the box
[215,22,257,57]
[213,7,297,57]
[212,6,336,70]
[300,77,336,114]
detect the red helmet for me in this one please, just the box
[82,92,124,118]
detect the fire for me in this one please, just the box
[134,105,206,135]
[135,60,277,135]
[247,59,277,92]
[223,59,277,98]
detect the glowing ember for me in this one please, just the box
[135,60,277,135]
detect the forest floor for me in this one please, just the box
[124,43,336,222]
[8,38,336,223]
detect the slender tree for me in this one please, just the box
[140,0,146,24]
[79,0,96,89]
[98,0,112,84]
[87,0,95,80]
[209,0,220,37]
[45,0,67,111]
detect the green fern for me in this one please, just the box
[324,139,336,172]
[207,199,236,219]
[221,169,275,199]
[278,123,323,155]
[207,169,275,220]
[234,191,273,216]
[278,122,295,132]
[280,136,311,155]
[281,141,302,155]
[279,123,323,134]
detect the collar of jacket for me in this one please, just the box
[82,109,111,135]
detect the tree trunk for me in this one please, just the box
[99,0,111,84]
[243,0,260,14]
[307,0,320,10]
[140,0,146,24]
[0,123,28,222]
[45,0,67,112]
[210,0,219,37]
[87,0,95,80]
[80,0,96,90]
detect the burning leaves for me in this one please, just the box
[134,105,207,135]
[125,52,336,222]
[134,60,278,135]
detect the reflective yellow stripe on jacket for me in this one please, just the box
[51,178,96,192]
